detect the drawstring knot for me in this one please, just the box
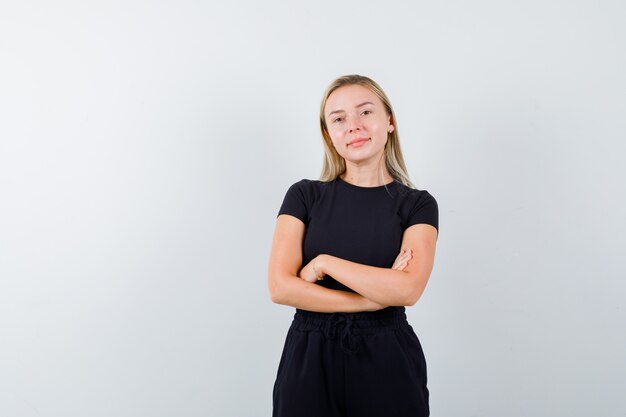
[324,313,360,355]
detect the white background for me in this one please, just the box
[1,1,625,416]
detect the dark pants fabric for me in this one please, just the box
[272,309,429,417]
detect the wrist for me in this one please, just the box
[316,254,330,275]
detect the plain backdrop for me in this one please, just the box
[1,1,625,416]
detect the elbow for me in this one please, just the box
[268,274,289,304]
[405,290,423,306]
[269,289,283,304]
[405,292,421,307]
[268,280,283,304]
[404,277,427,306]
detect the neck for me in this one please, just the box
[340,169,393,187]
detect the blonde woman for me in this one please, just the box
[268,74,438,417]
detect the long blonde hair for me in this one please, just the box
[319,74,416,189]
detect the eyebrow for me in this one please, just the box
[327,101,375,117]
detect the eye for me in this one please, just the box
[361,110,372,116]
[332,117,344,123]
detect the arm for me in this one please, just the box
[271,274,381,313]
[268,214,382,313]
[316,223,438,306]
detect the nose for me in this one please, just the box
[347,115,362,132]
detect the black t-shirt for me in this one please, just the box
[277,176,439,314]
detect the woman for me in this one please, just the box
[268,74,439,417]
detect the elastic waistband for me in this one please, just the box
[292,308,409,334]
[291,308,409,355]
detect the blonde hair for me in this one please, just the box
[318,74,416,189]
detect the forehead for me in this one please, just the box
[325,84,382,115]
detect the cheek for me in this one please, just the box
[328,127,344,141]
[372,122,388,137]
[328,133,345,151]
[370,118,385,130]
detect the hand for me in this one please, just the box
[298,256,325,283]
[391,248,413,271]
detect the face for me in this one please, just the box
[324,84,394,164]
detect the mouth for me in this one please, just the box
[348,137,370,146]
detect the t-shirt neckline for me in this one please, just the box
[336,176,397,191]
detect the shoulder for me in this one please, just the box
[394,182,439,232]
[277,178,333,225]
[395,182,437,204]
[292,178,317,188]
[279,177,329,208]
[285,178,329,195]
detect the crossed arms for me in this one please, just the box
[267,214,438,313]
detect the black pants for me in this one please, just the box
[272,308,429,417]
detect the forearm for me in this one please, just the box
[317,255,413,306]
[271,274,376,313]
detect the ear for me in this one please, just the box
[387,115,394,133]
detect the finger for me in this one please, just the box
[393,252,410,268]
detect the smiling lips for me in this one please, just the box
[348,137,370,147]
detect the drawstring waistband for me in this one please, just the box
[324,313,360,355]
[292,308,408,356]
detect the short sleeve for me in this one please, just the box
[276,180,309,226]
[406,190,439,233]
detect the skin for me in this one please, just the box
[324,84,395,187]
[300,249,414,283]
[267,84,437,311]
